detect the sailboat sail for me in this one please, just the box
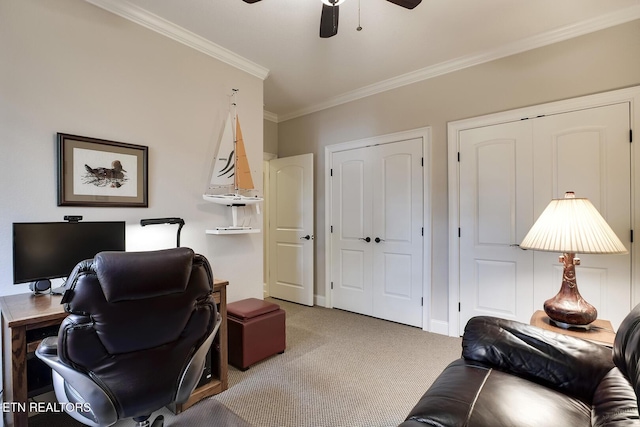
[209,113,235,189]
[234,116,254,190]
[203,112,263,206]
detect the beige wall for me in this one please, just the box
[0,0,265,302]
[264,118,278,155]
[277,19,640,324]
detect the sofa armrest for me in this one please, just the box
[462,316,615,402]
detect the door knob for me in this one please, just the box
[375,237,385,243]
[300,235,312,240]
[359,237,371,243]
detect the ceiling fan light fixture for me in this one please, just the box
[321,0,346,6]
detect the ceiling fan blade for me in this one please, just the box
[320,4,339,38]
[386,0,421,9]
[242,0,262,3]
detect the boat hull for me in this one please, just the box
[202,193,263,205]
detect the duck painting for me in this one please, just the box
[83,160,128,188]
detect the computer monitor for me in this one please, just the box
[12,221,126,286]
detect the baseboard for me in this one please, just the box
[429,319,450,336]
[314,294,326,307]
[263,292,324,307]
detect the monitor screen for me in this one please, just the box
[12,221,126,284]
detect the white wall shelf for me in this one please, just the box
[206,228,261,235]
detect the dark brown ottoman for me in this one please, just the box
[227,298,286,370]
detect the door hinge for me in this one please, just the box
[330,168,333,176]
[458,302,461,312]
[630,129,633,143]
[330,225,333,233]
[631,229,634,243]
[458,228,461,238]
[457,152,460,162]
[421,157,424,167]
[331,281,334,290]
[421,297,423,307]
[421,227,424,236]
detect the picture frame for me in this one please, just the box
[57,133,148,207]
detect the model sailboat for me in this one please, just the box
[203,95,262,230]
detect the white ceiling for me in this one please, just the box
[87,0,640,122]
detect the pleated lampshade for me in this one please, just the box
[520,192,627,254]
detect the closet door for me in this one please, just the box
[459,121,534,334]
[532,103,631,327]
[458,102,631,332]
[331,139,423,326]
[371,139,423,327]
[331,146,374,315]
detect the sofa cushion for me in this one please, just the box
[614,302,640,403]
[592,367,640,426]
[401,359,592,427]
[462,316,615,402]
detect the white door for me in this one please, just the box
[268,154,314,306]
[331,139,423,327]
[532,103,631,328]
[458,103,631,333]
[330,146,373,315]
[459,121,535,333]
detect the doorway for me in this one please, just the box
[267,154,314,306]
[325,127,432,329]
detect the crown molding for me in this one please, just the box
[84,0,270,80]
[278,6,640,122]
[263,110,278,123]
[83,0,640,122]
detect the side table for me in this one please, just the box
[530,310,616,347]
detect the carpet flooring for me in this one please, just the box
[212,299,462,427]
[24,299,462,427]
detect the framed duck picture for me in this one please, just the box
[57,133,148,207]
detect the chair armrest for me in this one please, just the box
[35,339,118,426]
[462,316,615,402]
[38,336,58,356]
[175,313,222,403]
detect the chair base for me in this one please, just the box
[134,414,164,427]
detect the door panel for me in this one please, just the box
[331,147,373,315]
[269,154,314,306]
[475,260,517,314]
[372,140,423,327]
[459,121,534,333]
[532,103,631,327]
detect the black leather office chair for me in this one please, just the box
[36,247,221,427]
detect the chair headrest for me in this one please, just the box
[94,247,195,302]
[614,303,640,397]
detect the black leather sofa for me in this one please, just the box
[400,305,640,426]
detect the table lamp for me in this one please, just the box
[520,192,627,327]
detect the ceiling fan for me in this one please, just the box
[242,0,422,38]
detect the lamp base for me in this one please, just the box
[543,252,597,327]
[547,318,593,330]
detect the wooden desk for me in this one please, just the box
[530,310,616,347]
[0,279,228,427]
